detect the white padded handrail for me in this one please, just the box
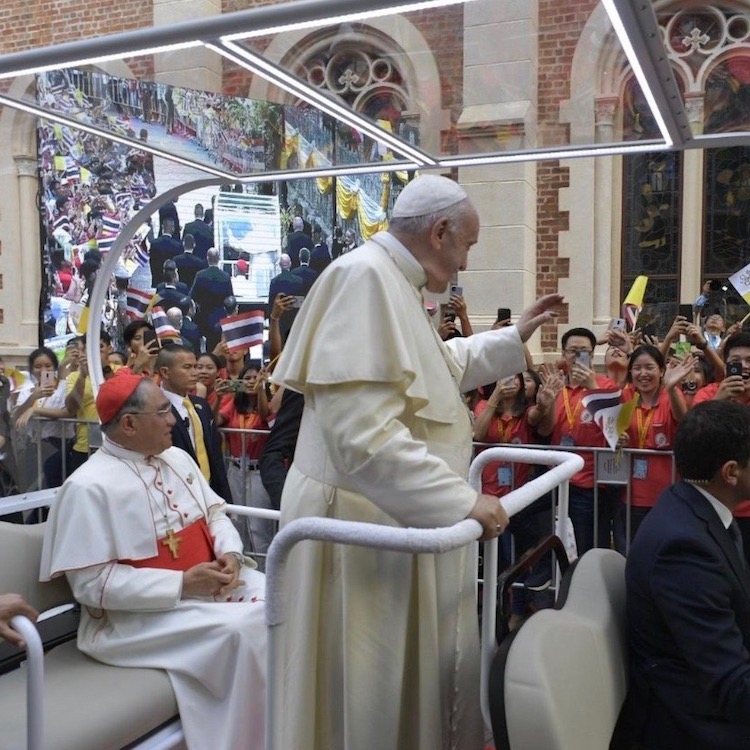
[468,448,583,733]
[264,517,483,628]
[10,615,45,750]
[468,448,583,517]
[264,447,583,750]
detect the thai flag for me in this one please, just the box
[114,192,133,213]
[150,306,181,341]
[126,287,155,319]
[581,389,638,451]
[61,127,76,153]
[102,214,121,234]
[97,234,117,253]
[53,213,71,233]
[220,310,265,352]
[133,242,150,268]
[65,164,80,183]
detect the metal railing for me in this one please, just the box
[5,416,679,557]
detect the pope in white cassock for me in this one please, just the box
[40,372,266,750]
[271,174,562,750]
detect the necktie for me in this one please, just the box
[183,397,211,481]
[728,520,746,570]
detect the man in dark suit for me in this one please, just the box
[178,296,202,354]
[268,253,304,339]
[156,344,232,502]
[291,247,318,294]
[190,248,234,351]
[615,400,750,750]
[173,233,207,289]
[285,216,310,268]
[155,260,190,309]
[182,203,214,262]
[309,230,332,275]
[158,200,180,239]
[268,253,304,301]
[149,217,183,283]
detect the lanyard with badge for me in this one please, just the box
[561,387,583,447]
[495,414,517,486]
[632,406,655,480]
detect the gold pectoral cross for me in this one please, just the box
[162,528,181,559]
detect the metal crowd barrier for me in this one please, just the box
[8,417,678,557]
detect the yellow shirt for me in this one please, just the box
[65,366,121,453]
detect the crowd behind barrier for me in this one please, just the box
[4,414,680,557]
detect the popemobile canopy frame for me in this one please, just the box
[3,0,750,182]
[2,0,749,380]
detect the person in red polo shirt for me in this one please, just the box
[692,331,750,565]
[535,327,622,555]
[614,344,694,552]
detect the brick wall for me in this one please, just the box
[0,0,154,91]
[220,1,464,155]
[0,0,153,328]
[0,1,152,55]
[536,0,597,351]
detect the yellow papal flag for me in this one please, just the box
[622,276,648,331]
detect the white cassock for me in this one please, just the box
[39,438,267,750]
[271,231,527,750]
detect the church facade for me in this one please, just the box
[0,0,747,362]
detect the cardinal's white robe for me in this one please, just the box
[271,231,527,750]
[40,439,267,750]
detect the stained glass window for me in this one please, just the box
[704,145,750,321]
[622,150,682,335]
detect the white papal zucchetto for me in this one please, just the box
[391,174,468,219]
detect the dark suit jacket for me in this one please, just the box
[158,202,181,239]
[149,234,184,283]
[182,219,214,262]
[169,394,232,502]
[285,231,310,268]
[172,252,207,289]
[155,282,190,311]
[190,266,234,346]
[268,269,304,302]
[292,264,318,294]
[617,481,750,750]
[268,270,304,338]
[180,318,202,353]
[310,242,332,275]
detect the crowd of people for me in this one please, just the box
[4,174,750,749]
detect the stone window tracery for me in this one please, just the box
[619,4,750,330]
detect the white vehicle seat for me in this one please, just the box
[0,521,179,750]
[490,548,628,750]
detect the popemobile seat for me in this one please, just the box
[0,520,180,750]
[490,548,628,750]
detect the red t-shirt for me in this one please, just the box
[219,401,269,460]
[550,375,620,488]
[624,389,678,507]
[473,401,534,497]
[693,381,750,406]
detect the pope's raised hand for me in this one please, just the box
[515,294,563,343]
